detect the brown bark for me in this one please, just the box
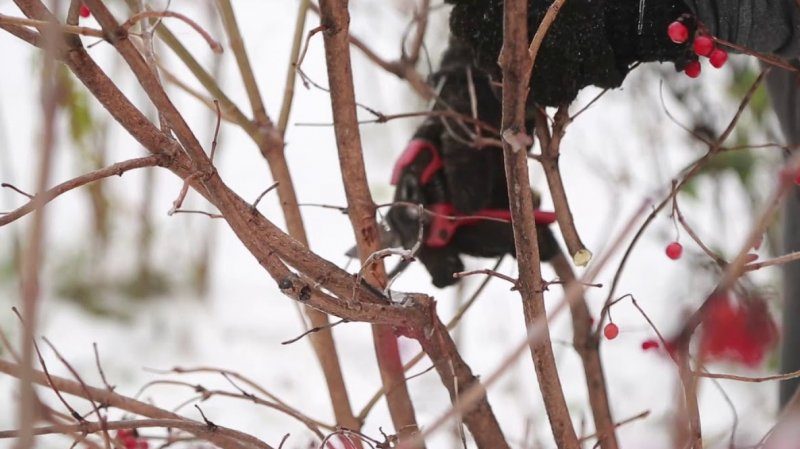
[500,1,579,448]
[0,359,271,449]
[417,319,511,449]
[2,4,510,448]
[550,253,619,449]
[315,0,422,443]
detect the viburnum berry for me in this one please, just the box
[667,21,689,44]
[693,35,715,56]
[641,339,660,351]
[79,4,91,18]
[684,61,701,78]
[603,323,619,340]
[794,169,800,185]
[665,241,683,260]
[699,294,778,367]
[709,49,728,68]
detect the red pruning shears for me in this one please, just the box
[390,138,556,249]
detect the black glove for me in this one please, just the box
[683,0,800,57]
[386,40,559,288]
[446,0,695,106]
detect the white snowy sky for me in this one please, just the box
[0,1,788,448]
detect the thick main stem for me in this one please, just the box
[213,1,362,439]
[316,0,422,444]
[3,5,508,448]
[550,253,619,449]
[16,11,59,449]
[500,1,579,448]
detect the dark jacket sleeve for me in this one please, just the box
[683,0,800,56]
[765,65,800,407]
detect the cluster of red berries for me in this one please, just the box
[638,293,777,366]
[700,294,778,367]
[667,20,728,78]
[79,3,91,18]
[116,429,149,449]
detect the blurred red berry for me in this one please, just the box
[709,49,728,68]
[137,441,149,449]
[116,430,132,440]
[79,4,91,18]
[699,294,778,367]
[123,438,137,449]
[745,253,759,263]
[667,21,689,44]
[684,61,701,78]
[794,169,800,185]
[665,241,683,260]
[693,35,714,56]
[603,323,619,340]
[641,339,660,351]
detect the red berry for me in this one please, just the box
[603,323,619,340]
[745,253,759,263]
[79,4,91,18]
[641,339,660,351]
[667,21,689,44]
[709,49,728,68]
[137,441,149,449]
[693,35,714,56]
[123,438,137,449]
[684,61,701,78]
[116,430,132,440]
[665,242,683,260]
[794,169,800,185]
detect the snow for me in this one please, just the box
[0,1,786,448]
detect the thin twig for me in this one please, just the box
[92,343,114,393]
[743,251,800,272]
[1,182,34,199]
[0,13,104,38]
[171,210,224,219]
[121,10,222,53]
[0,156,162,227]
[252,182,280,210]
[281,319,347,345]
[208,100,222,162]
[42,337,113,449]
[406,201,650,448]
[452,269,518,289]
[277,0,311,136]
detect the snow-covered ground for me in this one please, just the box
[0,1,785,448]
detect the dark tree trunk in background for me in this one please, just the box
[765,62,800,407]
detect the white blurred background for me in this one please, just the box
[0,1,788,448]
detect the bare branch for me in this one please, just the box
[0,156,162,227]
[121,10,222,53]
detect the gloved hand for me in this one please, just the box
[446,0,696,106]
[386,41,560,288]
